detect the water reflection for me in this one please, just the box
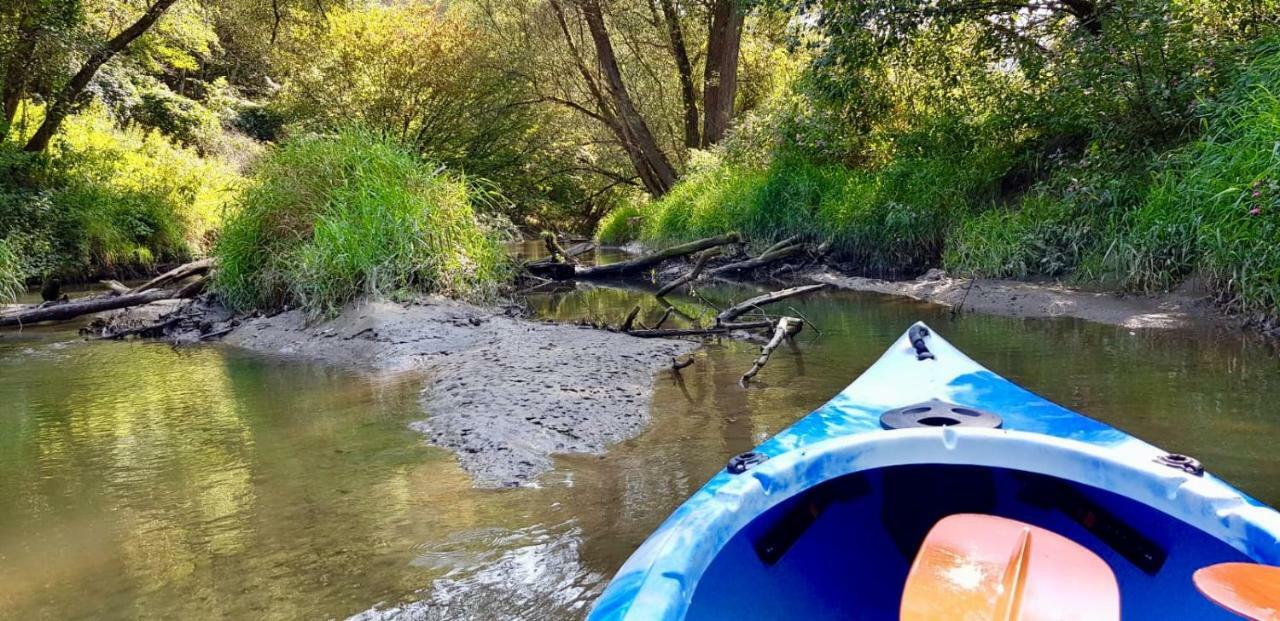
[2,277,1279,620]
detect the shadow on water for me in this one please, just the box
[2,256,1279,620]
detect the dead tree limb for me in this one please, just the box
[94,315,182,340]
[707,243,804,277]
[0,288,174,328]
[626,319,774,338]
[129,258,214,294]
[652,306,675,330]
[100,279,131,295]
[672,354,695,371]
[541,231,578,265]
[574,232,740,279]
[655,248,721,297]
[716,284,827,324]
[175,275,208,299]
[741,317,803,384]
[620,305,641,332]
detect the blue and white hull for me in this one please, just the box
[589,323,1280,620]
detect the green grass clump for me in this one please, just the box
[1112,41,1280,315]
[594,200,646,245]
[0,238,22,302]
[214,129,511,316]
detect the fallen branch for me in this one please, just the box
[541,231,578,265]
[716,283,828,324]
[672,354,695,371]
[741,317,803,385]
[129,258,214,294]
[100,279,131,295]
[626,319,774,338]
[656,248,721,297]
[620,305,641,332]
[574,232,740,279]
[0,288,174,328]
[652,306,675,330]
[175,275,207,299]
[707,242,804,277]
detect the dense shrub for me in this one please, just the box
[214,129,512,316]
[1,103,239,279]
[1113,41,1280,315]
[0,238,21,302]
[129,86,222,149]
[594,200,646,245]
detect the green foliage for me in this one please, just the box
[1112,41,1280,315]
[594,200,646,245]
[129,85,221,149]
[605,117,1018,273]
[0,238,21,302]
[1,103,239,278]
[214,129,512,316]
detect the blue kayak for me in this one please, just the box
[589,323,1280,620]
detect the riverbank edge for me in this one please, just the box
[802,267,1221,331]
[221,296,696,488]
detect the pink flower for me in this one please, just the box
[1254,190,1263,197]
[1249,207,1262,216]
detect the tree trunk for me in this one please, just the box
[658,0,700,148]
[700,0,744,147]
[578,0,679,196]
[2,32,37,129]
[24,0,180,153]
[0,289,174,328]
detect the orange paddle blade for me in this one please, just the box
[1194,563,1280,620]
[900,513,1120,621]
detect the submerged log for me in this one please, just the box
[715,283,828,324]
[656,248,721,297]
[741,317,803,384]
[574,233,740,279]
[0,288,173,328]
[130,258,214,294]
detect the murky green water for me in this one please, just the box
[2,272,1280,620]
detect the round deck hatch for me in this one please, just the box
[880,399,1002,430]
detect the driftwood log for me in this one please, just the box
[130,257,214,294]
[0,288,174,328]
[573,233,740,279]
[708,242,805,277]
[655,248,721,297]
[741,317,804,384]
[715,283,828,324]
[626,319,775,338]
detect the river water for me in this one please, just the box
[2,260,1279,620]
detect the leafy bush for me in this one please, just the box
[1,103,239,278]
[129,86,222,149]
[0,238,22,302]
[214,129,511,316]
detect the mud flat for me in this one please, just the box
[808,268,1215,330]
[225,297,695,487]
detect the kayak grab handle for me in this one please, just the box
[908,325,935,360]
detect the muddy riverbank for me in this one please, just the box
[804,268,1217,330]
[225,297,695,487]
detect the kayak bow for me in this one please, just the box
[589,323,1280,621]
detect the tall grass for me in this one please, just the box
[214,129,512,316]
[0,238,21,303]
[604,118,1019,274]
[1111,41,1280,316]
